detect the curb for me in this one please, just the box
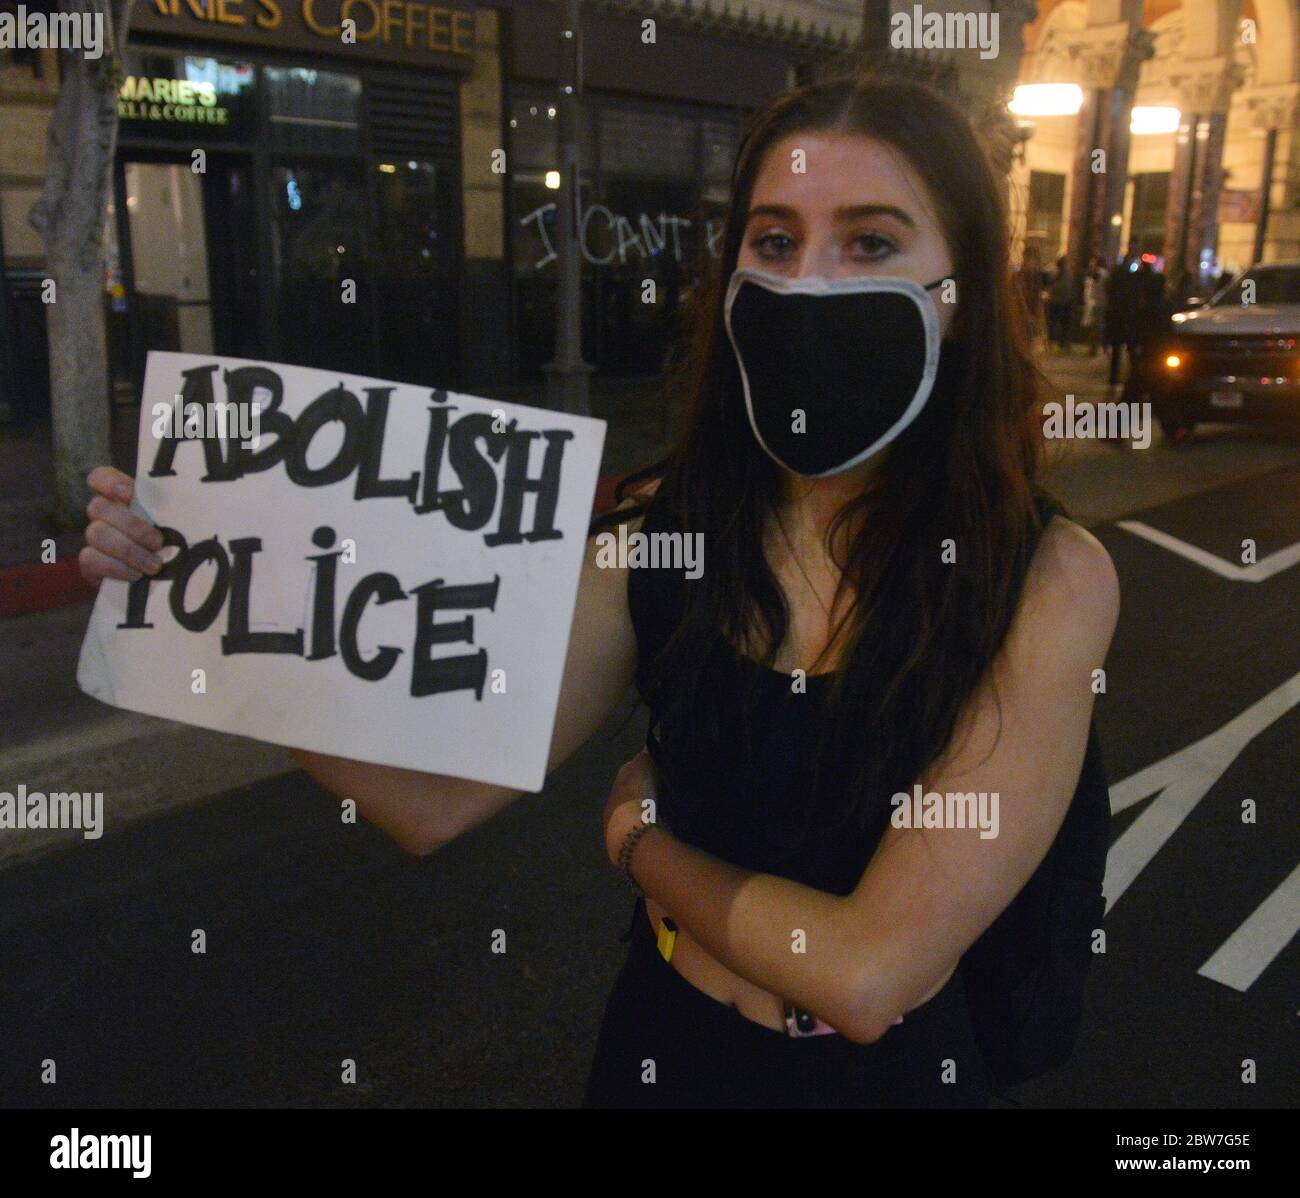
[0,558,97,619]
[0,472,636,620]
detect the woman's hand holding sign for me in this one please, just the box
[81,467,166,585]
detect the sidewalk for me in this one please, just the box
[0,374,674,615]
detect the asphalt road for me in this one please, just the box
[1016,462,1300,1108]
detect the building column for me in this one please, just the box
[1064,21,1155,278]
[458,7,509,391]
[1243,83,1300,264]
[1163,58,1244,298]
[978,0,1039,182]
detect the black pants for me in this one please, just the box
[1046,302,1073,348]
[1108,339,1137,385]
[583,899,993,1109]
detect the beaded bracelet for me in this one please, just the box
[617,819,657,895]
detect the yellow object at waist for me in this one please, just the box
[656,917,678,963]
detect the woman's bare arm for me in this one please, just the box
[292,487,657,854]
[619,517,1120,1042]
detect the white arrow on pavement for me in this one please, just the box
[1104,669,1300,993]
[1198,863,1300,993]
[1106,668,1300,904]
[1116,520,1300,582]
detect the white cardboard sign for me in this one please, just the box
[77,352,606,793]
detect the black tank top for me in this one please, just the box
[626,489,1112,900]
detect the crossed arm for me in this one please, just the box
[609,519,1120,1045]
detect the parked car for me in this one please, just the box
[1140,260,1300,444]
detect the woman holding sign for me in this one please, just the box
[81,72,1118,1109]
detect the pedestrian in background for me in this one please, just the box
[1046,255,1075,351]
[1104,256,1139,388]
[1016,245,1048,351]
[1080,256,1106,357]
[1120,259,1174,412]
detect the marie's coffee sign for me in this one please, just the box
[132,0,476,71]
[119,74,233,125]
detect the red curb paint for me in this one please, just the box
[0,558,97,619]
[593,472,625,515]
[1,473,632,617]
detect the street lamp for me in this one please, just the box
[1131,106,1181,135]
[1008,83,1084,117]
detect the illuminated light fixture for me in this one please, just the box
[1164,354,1182,368]
[544,170,561,189]
[377,163,396,173]
[547,106,556,118]
[1131,106,1180,135]
[1008,84,1083,117]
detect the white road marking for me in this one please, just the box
[1116,521,1300,582]
[1105,669,1300,910]
[1198,864,1300,992]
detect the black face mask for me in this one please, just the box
[724,267,960,477]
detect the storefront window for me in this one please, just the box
[372,160,459,387]
[118,53,255,141]
[598,106,696,179]
[123,161,213,358]
[699,119,740,277]
[510,87,744,378]
[269,163,372,374]
[1027,171,1066,261]
[265,66,362,152]
[508,96,594,177]
[111,50,461,392]
[1130,173,1171,258]
[701,119,742,186]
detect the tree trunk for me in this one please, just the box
[29,0,134,529]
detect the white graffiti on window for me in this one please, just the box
[520,203,724,269]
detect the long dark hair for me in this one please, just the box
[590,70,1053,846]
